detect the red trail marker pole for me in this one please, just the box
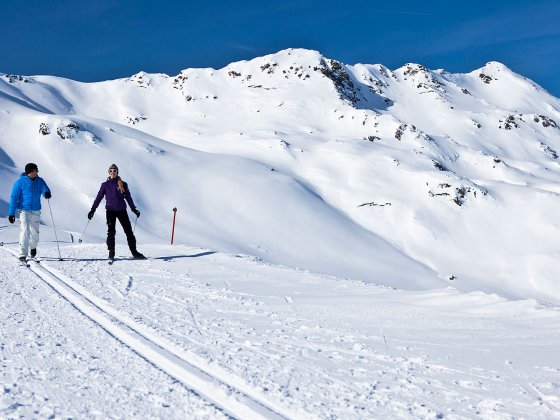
[171,207,177,245]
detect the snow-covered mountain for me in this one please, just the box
[2,48,560,303]
[2,49,560,419]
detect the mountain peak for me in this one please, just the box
[232,48,327,70]
[482,61,510,70]
[475,61,514,78]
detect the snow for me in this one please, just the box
[1,242,559,418]
[1,48,560,417]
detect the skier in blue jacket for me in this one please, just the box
[8,163,51,260]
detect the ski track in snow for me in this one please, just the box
[0,248,226,419]
[2,247,296,420]
[2,243,560,418]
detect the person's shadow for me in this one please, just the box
[27,251,216,262]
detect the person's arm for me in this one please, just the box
[8,179,21,216]
[41,178,51,199]
[91,183,106,212]
[123,183,140,216]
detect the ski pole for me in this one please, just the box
[47,199,63,261]
[171,207,177,245]
[78,220,90,243]
[0,218,8,246]
[133,215,138,233]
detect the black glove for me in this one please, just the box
[44,191,51,199]
[132,209,140,218]
[87,210,95,220]
[8,215,15,224]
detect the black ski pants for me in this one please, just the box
[106,210,137,252]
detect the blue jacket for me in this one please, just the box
[8,173,51,216]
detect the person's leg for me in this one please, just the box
[106,210,117,258]
[28,210,41,256]
[116,211,137,253]
[18,211,31,258]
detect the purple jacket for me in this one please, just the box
[91,178,137,212]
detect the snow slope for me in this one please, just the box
[2,49,560,302]
[1,242,559,418]
[1,49,560,417]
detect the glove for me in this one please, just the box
[44,191,51,199]
[8,215,15,224]
[132,209,140,218]
[87,210,95,220]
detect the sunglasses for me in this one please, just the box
[108,169,118,173]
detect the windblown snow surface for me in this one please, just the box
[1,49,560,418]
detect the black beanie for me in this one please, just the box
[25,163,38,174]
[108,164,119,172]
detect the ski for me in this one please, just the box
[107,255,148,264]
[16,256,43,267]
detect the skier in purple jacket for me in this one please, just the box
[88,164,145,260]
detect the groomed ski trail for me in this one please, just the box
[3,247,300,420]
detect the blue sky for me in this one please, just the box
[1,0,559,96]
